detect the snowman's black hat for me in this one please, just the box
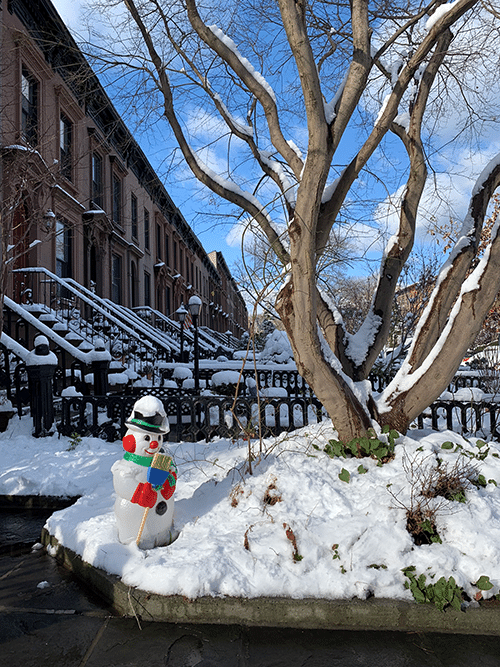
[125,409,169,435]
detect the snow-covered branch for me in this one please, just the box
[185,0,304,179]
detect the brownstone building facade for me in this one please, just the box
[1,0,247,336]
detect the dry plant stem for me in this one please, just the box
[388,450,478,544]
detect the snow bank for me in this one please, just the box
[2,415,499,604]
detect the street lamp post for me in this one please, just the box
[188,296,202,393]
[175,304,188,362]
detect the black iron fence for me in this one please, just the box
[417,400,500,439]
[55,390,500,444]
[57,392,326,443]
[5,330,500,442]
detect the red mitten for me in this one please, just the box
[160,470,177,500]
[131,482,157,508]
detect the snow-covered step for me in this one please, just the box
[52,322,69,336]
[38,313,58,326]
[65,332,84,346]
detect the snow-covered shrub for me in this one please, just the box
[257,329,294,365]
[172,366,193,382]
[162,380,178,389]
[260,387,288,398]
[210,370,242,396]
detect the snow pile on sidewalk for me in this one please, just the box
[1,415,500,602]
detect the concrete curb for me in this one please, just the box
[41,528,500,635]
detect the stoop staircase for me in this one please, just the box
[6,268,233,392]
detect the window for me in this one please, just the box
[144,209,150,250]
[156,223,162,260]
[21,68,38,145]
[92,153,103,208]
[55,219,72,279]
[112,254,122,304]
[144,271,151,306]
[173,241,177,270]
[130,260,138,308]
[60,114,72,180]
[112,174,122,225]
[165,235,170,267]
[131,194,138,239]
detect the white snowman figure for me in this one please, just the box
[111,396,177,549]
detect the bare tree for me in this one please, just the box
[87,0,500,440]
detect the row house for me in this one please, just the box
[208,252,248,337]
[0,0,248,335]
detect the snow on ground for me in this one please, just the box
[1,414,500,603]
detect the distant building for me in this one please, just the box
[1,0,247,336]
[208,251,247,336]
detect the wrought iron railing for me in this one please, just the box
[417,400,500,439]
[133,306,221,357]
[11,267,158,376]
[55,388,500,444]
[57,392,326,443]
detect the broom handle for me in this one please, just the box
[136,506,150,546]
[136,453,159,546]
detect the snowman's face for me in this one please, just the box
[122,427,163,457]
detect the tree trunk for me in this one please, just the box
[277,280,373,441]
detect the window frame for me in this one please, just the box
[59,113,73,181]
[112,173,122,226]
[131,193,138,239]
[92,152,103,208]
[21,67,38,145]
[144,208,150,251]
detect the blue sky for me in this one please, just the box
[50,0,500,285]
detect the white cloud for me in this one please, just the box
[375,140,500,249]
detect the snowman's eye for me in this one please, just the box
[158,435,163,443]
[144,435,150,441]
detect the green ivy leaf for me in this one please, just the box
[451,592,462,611]
[357,464,368,475]
[475,575,494,591]
[412,586,426,604]
[338,468,350,483]
[476,474,487,487]
[441,442,454,450]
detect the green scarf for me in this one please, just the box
[123,451,152,467]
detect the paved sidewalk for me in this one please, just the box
[2,547,500,666]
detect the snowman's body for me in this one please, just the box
[111,397,176,549]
